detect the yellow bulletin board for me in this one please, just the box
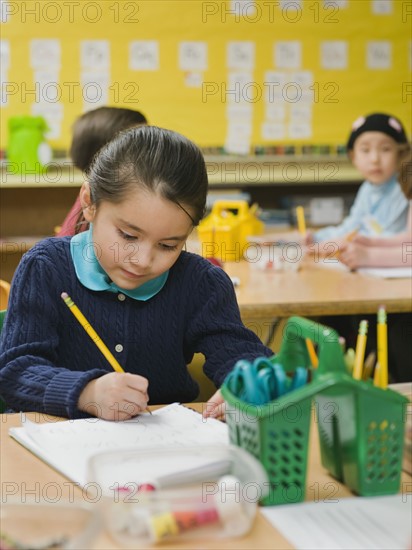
[0,0,411,153]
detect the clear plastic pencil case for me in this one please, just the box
[88,444,268,547]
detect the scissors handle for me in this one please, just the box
[226,357,309,405]
[290,366,308,391]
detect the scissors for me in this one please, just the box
[226,357,308,405]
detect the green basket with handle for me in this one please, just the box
[311,347,408,495]
[221,316,408,505]
[221,316,344,506]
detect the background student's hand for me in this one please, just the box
[350,234,374,245]
[308,237,361,262]
[78,372,150,421]
[202,389,225,420]
[303,230,314,246]
[339,241,371,270]
[351,234,391,247]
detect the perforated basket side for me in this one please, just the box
[258,397,312,505]
[341,390,406,496]
[224,394,312,506]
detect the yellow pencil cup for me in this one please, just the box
[197,200,264,262]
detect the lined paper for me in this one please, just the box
[261,494,411,550]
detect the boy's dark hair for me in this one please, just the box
[70,106,147,172]
[86,125,208,226]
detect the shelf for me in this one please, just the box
[0,156,361,282]
[1,156,361,189]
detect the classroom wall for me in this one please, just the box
[1,0,411,152]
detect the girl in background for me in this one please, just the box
[339,146,411,269]
[308,112,410,247]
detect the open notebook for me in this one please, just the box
[9,403,229,487]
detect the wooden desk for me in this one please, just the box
[2,407,411,549]
[224,259,412,321]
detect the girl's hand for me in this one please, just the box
[339,241,371,270]
[303,230,314,246]
[78,372,149,421]
[202,389,226,420]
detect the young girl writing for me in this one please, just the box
[0,126,272,420]
[308,112,410,247]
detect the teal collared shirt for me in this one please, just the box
[70,228,169,301]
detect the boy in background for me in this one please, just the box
[58,106,147,236]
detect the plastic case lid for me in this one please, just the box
[88,444,269,547]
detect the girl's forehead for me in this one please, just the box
[355,131,398,147]
[109,188,193,234]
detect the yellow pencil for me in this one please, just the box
[305,338,319,368]
[296,206,306,237]
[62,292,124,372]
[344,347,355,374]
[362,351,376,381]
[377,306,388,389]
[373,362,381,387]
[336,228,359,260]
[61,292,152,413]
[353,319,368,380]
[345,228,359,242]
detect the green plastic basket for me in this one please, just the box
[221,316,408,505]
[221,316,342,506]
[222,383,313,506]
[314,375,408,496]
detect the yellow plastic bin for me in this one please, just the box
[197,200,264,262]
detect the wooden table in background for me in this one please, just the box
[224,258,412,321]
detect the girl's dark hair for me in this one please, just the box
[71,106,147,232]
[86,125,208,226]
[70,106,147,172]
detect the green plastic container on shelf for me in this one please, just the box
[7,115,51,173]
[221,316,408,506]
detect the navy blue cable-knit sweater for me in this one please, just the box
[0,237,272,418]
